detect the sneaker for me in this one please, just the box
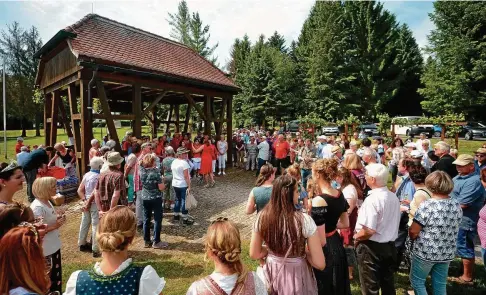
[79,244,92,253]
[153,241,169,249]
[222,171,226,175]
[183,218,194,226]
[218,171,222,175]
[172,215,180,222]
[92,251,101,258]
[144,241,152,248]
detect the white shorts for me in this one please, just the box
[212,160,216,172]
[192,158,201,170]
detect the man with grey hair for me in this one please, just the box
[16,145,30,167]
[354,163,400,294]
[362,147,377,165]
[89,138,101,161]
[431,141,457,178]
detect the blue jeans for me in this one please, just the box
[142,198,163,243]
[456,228,476,259]
[410,255,449,295]
[256,158,267,176]
[301,169,311,189]
[173,186,188,217]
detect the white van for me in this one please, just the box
[391,116,434,137]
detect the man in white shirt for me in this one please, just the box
[354,163,400,295]
[256,136,269,176]
[415,133,428,152]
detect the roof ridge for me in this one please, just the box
[66,13,189,50]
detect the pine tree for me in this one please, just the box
[419,1,486,120]
[167,0,191,45]
[227,34,251,79]
[266,31,287,53]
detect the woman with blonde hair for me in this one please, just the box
[140,153,167,249]
[30,176,65,293]
[65,206,165,295]
[311,158,351,294]
[342,153,368,205]
[187,218,266,294]
[245,163,275,214]
[0,225,50,295]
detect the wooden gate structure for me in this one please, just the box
[34,14,239,176]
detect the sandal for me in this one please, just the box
[453,276,474,285]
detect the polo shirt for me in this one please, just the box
[451,173,485,230]
[274,141,290,160]
[257,141,269,161]
[16,151,30,167]
[355,187,400,243]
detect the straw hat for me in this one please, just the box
[107,152,124,166]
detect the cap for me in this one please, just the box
[410,150,423,159]
[476,148,486,155]
[452,154,475,166]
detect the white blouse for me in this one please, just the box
[186,271,267,295]
[64,258,165,295]
[30,199,61,256]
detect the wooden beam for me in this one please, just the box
[219,97,227,122]
[42,73,78,94]
[174,104,180,133]
[166,105,174,133]
[68,84,82,178]
[80,80,92,176]
[151,106,158,139]
[184,93,206,120]
[183,104,191,134]
[132,84,142,138]
[226,96,233,166]
[50,91,60,146]
[96,80,121,153]
[141,91,167,118]
[58,98,73,138]
[44,93,52,146]
[204,95,211,135]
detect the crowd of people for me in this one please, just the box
[1,126,486,295]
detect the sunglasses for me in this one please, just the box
[476,154,486,158]
[211,217,228,224]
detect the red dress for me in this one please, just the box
[199,145,213,175]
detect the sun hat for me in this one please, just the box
[331,145,341,154]
[410,150,423,159]
[176,146,190,155]
[106,152,124,166]
[452,154,475,166]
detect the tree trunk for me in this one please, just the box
[21,118,27,137]
[35,113,41,136]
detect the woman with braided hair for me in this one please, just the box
[187,218,266,294]
[64,206,165,295]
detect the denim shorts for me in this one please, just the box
[456,228,477,259]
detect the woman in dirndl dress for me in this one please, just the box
[311,158,352,295]
[49,143,78,199]
[250,174,325,294]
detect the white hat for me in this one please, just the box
[106,152,124,166]
[410,150,423,159]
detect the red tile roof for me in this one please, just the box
[63,14,237,91]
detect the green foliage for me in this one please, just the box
[376,113,392,135]
[419,2,486,120]
[266,31,287,53]
[167,0,219,65]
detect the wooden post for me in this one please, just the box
[174,104,180,133]
[455,133,459,150]
[183,104,191,134]
[44,93,52,146]
[226,96,233,166]
[50,91,60,146]
[96,80,121,152]
[391,124,396,138]
[204,96,211,135]
[151,106,158,140]
[80,80,92,175]
[68,84,82,178]
[166,105,173,133]
[58,98,73,138]
[441,124,446,141]
[132,84,142,138]
[344,123,349,139]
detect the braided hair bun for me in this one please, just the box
[96,206,136,252]
[312,158,339,182]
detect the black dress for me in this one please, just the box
[311,193,351,295]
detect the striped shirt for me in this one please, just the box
[96,168,128,212]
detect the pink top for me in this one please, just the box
[478,204,486,248]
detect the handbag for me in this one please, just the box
[185,189,197,210]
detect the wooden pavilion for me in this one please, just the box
[34,14,239,176]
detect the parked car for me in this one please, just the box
[359,123,379,137]
[286,120,300,133]
[321,124,340,136]
[391,116,433,138]
[433,122,486,140]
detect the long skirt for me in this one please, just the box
[46,249,62,293]
[264,254,318,295]
[313,231,351,295]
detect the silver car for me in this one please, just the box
[321,125,340,135]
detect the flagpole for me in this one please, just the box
[2,57,6,159]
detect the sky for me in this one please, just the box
[0,0,435,68]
